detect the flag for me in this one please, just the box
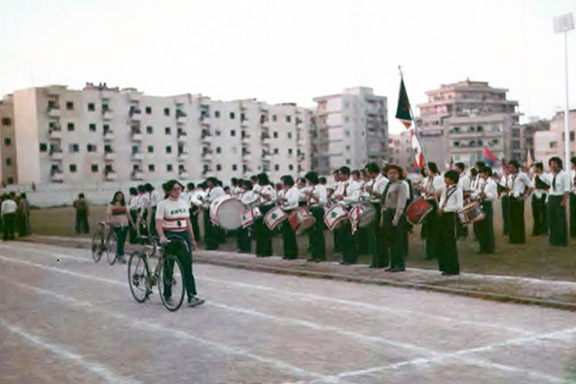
[395,78,412,129]
[526,149,533,169]
[483,145,498,166]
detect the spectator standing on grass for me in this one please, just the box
[437,170,463,276]
[531,162,549,236]
[547,157,570,246]
[1,192,17,240]
[506,160,532,244]
[106,191,135,264]
[16,193,31,236]
[73,193,90,234]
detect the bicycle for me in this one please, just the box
[127,236,186,311]
[91,222,118,265]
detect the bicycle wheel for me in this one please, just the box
[128,251,151,303]
[106,230,117,265]
[91,229,103,263]
[158,255,185,312]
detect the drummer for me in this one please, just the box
[236,179,253,253]
[305,171,327,262]
[352,169,369,255]
[333,166,360,265]
[379,164,408,272]
[254,173,276,257]
[279,175,300,260]
[364,162,389,268]
[422,162,444,260]
[455,163,470,239]
[437,170,463,275]
[476,166,497,254]
[329,169,342,254]
[531,162,549,236]
[204,177,225,250]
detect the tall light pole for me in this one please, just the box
[554,13,574,167]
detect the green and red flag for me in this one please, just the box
[395,78,412,129]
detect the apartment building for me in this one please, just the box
[313,87,388,175]
[1,83,315,186]
[388,130,414,171]
[534,110,576,163]
[416,80,519,168]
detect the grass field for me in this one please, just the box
[29,203,576,281]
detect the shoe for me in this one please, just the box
[385,267,394,272]
[307,258,316,262]
[314,259,325,263]
[118,256,127,264]
[164,296,174,306]
[390,268,405,273]
[339,261,352,265]
[188,296,205,307]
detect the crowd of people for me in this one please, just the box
[0,192,31,241]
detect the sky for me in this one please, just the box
[1,0,575,133]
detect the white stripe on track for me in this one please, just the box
[0,318,141,384]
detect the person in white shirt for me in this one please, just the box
[454,162,471,239]
[136,185,150,236]
[1,193,18,240]
[145,183,162,238]
[423,162,444,261]
[530,162,549,236]
[329,169,342,253]
[279,175,300,260]
[570,157,576,238]
[236,180,253,253]
[437,170,464,275]
[184,183,202,243]
[547,157,571,246]
[127,187,140,243]
[476,167,497,254]
[332,166,358,265]
[254,173,276,257]
[305,171,327,262]
[499,168,511,236]
[155,179,204,308]
[204,177,225,250]
[506,160,533,244]
[364,162,389,268]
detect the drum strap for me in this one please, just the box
[442,186,458,210]
[381,182,392,206]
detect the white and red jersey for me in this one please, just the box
[156,197,190,232]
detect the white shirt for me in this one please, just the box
[458,173,471,191]
[439,185,463,212]
[363,174,389,202]
[240,190,255,205]
[156,197,190,232]
[548,170,571,196]
[483,178,498,202]
[425,175,444,195]
[150,190,162,206]
[531,173,549,199]
[128,195,140,211]
[259,185,277,206]
[232,186,244,199]
[337,179,361,205]
[309,184,327,207]
[138,194,150,214]
[281,186,300,211]
[207,186,225,203]
[508,172,532,198]
[471,178,486,199]
[1,199,17,215]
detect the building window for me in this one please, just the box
[216,147,221,154]
[146,126,153,134]
[167,164,173,172]
[289,164,294,171]
[272,115,277,122]
[88,103,95,112]
[230,130,236,137]
[69,164,77,173]
[274,148,279,154]
[67,122,75,131]
[215,111,220,118]
[145,106,152,114]
[230,112,235,119]
[273,132,278,139]
[287,132,292,139]
[87,144,97,152]
[104,144,112,153]
[39,143,48,152]
[274,164,279,171]
[166,146,172,154]
[216,164,222,171]
[2,118,11,126]
[165,127,171,135]
[91,164,98,173]
[346,159,351,165]
[69,144,79,153]
[345,116,350,123]
[148,164,155,172]
[89,123,96,132]
[232,164,237,171]
[66,101,74,110]
[164,107,170,116]
[6,157,12,166]
[4,138,11,146]
[288,148,293,155]
[286,116,291,123]
[346,145,351,151]
[147,145,154,153]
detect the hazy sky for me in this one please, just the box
[1,0,575,133]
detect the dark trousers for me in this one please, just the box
[2,213,16,240]
[381,209,406,270]
[308,207,326,261]
[501,196,510,236]
[113,226,128,257]
[370,204,387,268]
[548,196,568,246]
[570,194,576,238]
[203,208,219,250]
[149,206,158,238]
[437,212,459,275]
[236,227,251,253]
[75,212,89,234]
[477,201,495,254]
[129,210,138,243]
[339,220,358,264]
[281,214,298,259]
[333,228,341,253]
[163,231,197,300]
[424,210,439,259]
[508,197,526,244]
[255,206,273,256]
[531,195,547,236]
[189,211,201,242]
[355,226,370,255]
[138,211,148,237]
[456,215,468,239]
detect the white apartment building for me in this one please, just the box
[313,87,388,175]
[534,110,576,163]
[417,80,519,168]
[1,83,315,187]
[388,130,414,171]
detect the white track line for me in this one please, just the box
[0,318,141,384]
[3,280,326,382]
[0,248,536,336]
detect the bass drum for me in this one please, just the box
[406,199,433,225]
[210,196,245,230]
[289,207,316,235]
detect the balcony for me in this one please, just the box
[128,92,141,102]
[51,171,64,182]
[202,156,212,164]
[200,117,210,126]
[49,150,64,160]
[131,132,143,141]
[105,171,118,181]
[47,107,61,118]
[176,111,187,125]
[201,151,212,160]
[48,128,62,140]
[241,119,250,127]
[46,88,61,97]
[177,152,188,161]
[131,171,144,180]
[132,152,143,161]
[102,111,114,121]
[103,131,114,141]
[129,109,142,121]
[201,134,212,144]
[105,152,117,161]
[179,170,190,179]
[241,134,251,142]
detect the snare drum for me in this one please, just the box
[406,199,434,225]
[324,205,349,231]
[209,196,245,230]
[241,207,261,229]
[289,207,316,235]
[263,205,289,231]
[458,202,485,225]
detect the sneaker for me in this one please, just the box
[164,296,174,306]
[117,256,127,264]
[188,296,205,307]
